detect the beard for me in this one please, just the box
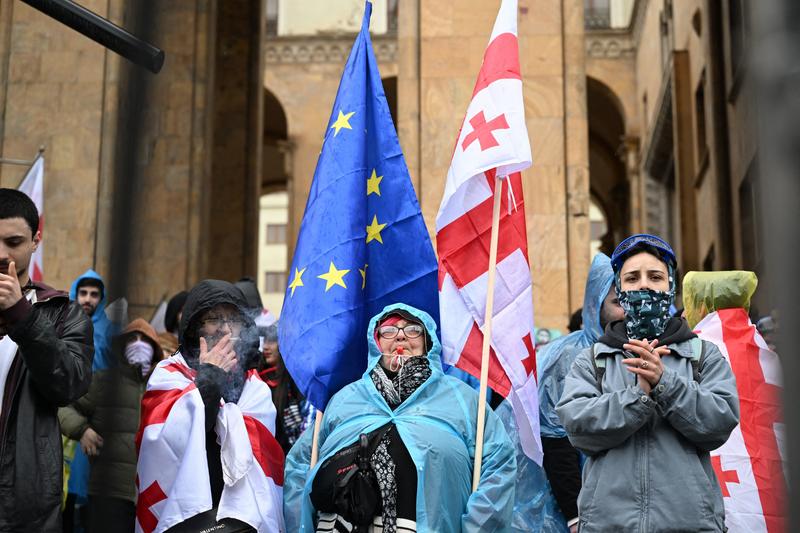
[81,302,97,316]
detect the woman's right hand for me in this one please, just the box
[199,334,238,372]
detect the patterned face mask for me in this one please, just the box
[617,289,674,340]
[615,259,676,340]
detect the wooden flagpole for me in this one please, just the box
[472,173,504,492]
[309,409,324,468]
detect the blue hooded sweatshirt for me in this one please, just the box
[283,303,517,532]
[66,269,115,500]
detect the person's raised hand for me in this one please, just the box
[80,427,104,457]
[621,338,670,393]
[198,334,238,372]
[0,261,22,311]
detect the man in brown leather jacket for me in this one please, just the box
[0,189,93,532]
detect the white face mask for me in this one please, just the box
[125,339,154,376]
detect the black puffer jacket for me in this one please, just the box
[0,282,94,533]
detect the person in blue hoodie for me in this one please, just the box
[284,303,516,532]
[533,254,623,532]
[63,269,115,532]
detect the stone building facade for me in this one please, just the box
[0,0,761,326]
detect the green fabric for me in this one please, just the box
[58,362,146,503]
[682,271,758,328]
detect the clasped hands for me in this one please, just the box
[621,338,670,395]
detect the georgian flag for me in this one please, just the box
[694,308,786,533]
[135,355,285,533]
[436,0,542,463]
[17,156,44,281]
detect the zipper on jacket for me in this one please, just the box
[639,424,651,532]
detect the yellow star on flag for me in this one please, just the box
[330,110,355,137]
[359,264,368,289]
[288,267,306,297]
[317,261,350,292]
[365,215,387,244]
[366,169,383,196]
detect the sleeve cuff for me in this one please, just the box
[1,296,32,328]
[651,366,679,405]
[567,517,580,527]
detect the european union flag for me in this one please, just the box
[279,2,439,410]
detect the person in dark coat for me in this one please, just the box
[0,189,93,532]
[59,318,161,533]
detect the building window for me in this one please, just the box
[694,71,709,177]
[739,162,761,270]
[585,0,611,29]
[266,224,287,244]
[264,272,286,294]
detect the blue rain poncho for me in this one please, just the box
[66,268,116,501]
[284,303,517,532]
[537,254,614,438]
[497,254,615,532]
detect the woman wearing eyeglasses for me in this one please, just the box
[284,303,517,533]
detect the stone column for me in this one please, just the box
[405,0,590,329]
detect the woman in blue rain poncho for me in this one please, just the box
[284,303,516,532]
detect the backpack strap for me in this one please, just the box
[591,344,607,393]
[689,337,705,383]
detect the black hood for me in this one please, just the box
[598,316,696,349]
[179,280,258,363]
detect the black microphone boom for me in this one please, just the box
[20,0,164,73]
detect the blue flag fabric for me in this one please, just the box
[279,2,439,410]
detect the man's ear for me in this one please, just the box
[32,230,41,251]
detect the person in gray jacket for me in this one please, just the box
[556,234,739,533]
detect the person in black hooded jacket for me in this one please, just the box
[175,280,263,509]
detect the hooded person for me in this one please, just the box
[64,269,116,525]
[532,253,621,531]
[70,269,113,371]
[158,290,188,357]
[58,318,162,533]
[283,303,517,533]
[556,234,739,533]
[135,280,284,532]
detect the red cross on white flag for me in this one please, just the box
[695,308,786,533]
[436,0,541,464]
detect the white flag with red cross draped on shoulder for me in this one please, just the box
[694,308,786,533]
[135,355,285,533]
[436,0,542,464]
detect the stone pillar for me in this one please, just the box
[621,135,642,233]
[0,0,110,288]
[403,0,590,328]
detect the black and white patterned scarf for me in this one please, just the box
[368,357,431,533]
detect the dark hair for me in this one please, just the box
[165,291,188,334]
[0,189,39,236]
[77,277,104,295]
[568,308,583,332]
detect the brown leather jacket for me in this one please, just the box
[0,282,94,532]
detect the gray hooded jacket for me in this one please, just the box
[556,337,739,532]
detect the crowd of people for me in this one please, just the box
[0,187,784,532]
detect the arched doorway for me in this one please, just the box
[258,88,291,317]
[587,76,628,256]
